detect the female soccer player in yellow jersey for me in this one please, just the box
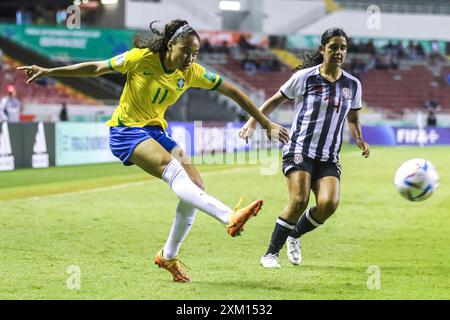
[18,19,289,283]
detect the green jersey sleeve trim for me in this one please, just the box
[117,114,125,127]
[211,77,223,91]
[107,59,114,71]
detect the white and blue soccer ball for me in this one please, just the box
[394,158,439,202]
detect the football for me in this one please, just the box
[394,158,439,201]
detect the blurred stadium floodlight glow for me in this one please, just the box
[219,1,241,11]
[73,0,81,5]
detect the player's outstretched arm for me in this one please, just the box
[347,109,370,158]
[217,80,289,144]
[239,91,288,143]
[17,60,112,84]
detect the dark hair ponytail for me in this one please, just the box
[133,19,200,53]
[295,51,323,71]
[294,27,349,71]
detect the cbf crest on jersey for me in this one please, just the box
[341,87,352,100]
[177,78,185,89]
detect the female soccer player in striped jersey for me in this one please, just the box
[240,28,370,268]
[19,19,289,282]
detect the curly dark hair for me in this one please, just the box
[294,27,350,71]
[133,19,200,53]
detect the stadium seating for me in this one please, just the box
[203,49,293,98]
[359,64,450,115]
[167,88,241,122]
[216,61,292,97]
[0,55,99,105]
[203,46,449,118]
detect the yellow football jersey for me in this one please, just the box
[106,47,222,129]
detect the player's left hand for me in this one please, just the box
[17,65,48,84]
[356,138,370,158]
[265,122,289,145]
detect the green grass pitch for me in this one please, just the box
[0,145,449,299]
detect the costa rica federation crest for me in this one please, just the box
[341,87,352,100]
[294,153,303,164]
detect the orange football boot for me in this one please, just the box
[227,198,263,237]
[154,250,191,283]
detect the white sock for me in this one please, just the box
[163,201,197,260]
[162,159,231,225]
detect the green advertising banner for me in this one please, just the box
[55,122,118,166]
[0,23,136,62]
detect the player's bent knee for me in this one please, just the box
[289,196,309,213]
[317,199,339,217]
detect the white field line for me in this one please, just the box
[2,149,373,203]
[3,167,255,202]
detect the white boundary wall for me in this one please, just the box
[125,0,221,30]
[125,0,326,34]
[298,10,450,41]
[263,0,326,35]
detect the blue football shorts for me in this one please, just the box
[109,125,179,166]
